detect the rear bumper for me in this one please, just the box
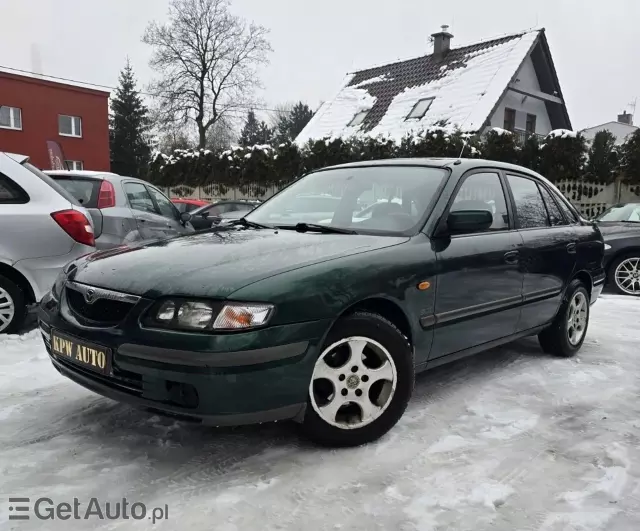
[13,243,95,301]
[38,294,330,425]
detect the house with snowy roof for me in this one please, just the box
[295,26,572,145]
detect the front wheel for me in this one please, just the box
[0,275,26,335]
[302,311,414,447]
[609,254,640,296]
[538,279,590,357]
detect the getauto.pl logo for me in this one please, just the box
[8,497,168,524]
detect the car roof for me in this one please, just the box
[172,198,208,203]
[45,170,119,178]
[1,152,30,164]
[321,157,544,179]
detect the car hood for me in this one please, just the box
[597,221,640,238]
[72,228,408,298]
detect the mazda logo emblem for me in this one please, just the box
[85,289,97,304]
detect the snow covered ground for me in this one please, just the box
[1,294,639,530]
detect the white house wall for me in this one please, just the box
[581,122,639,146]
[488,56,552,134]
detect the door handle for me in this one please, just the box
[566,242,577,254]
[504,251,519,265]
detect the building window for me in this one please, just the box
[348,110,369,127]
[65,160,84,171]
[406,98,435,120]
[0,106,22,130]
[526,113,537,134]
[59,115,82,137]
[503,108,516,131]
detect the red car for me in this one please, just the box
[171,198,209,213]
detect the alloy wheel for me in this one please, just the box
[0,287,16,333]
[309,336,397,430]
[615,257,640,295]
[567,291,588,346]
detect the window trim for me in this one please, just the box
[348,110,370,127]
[0,106,22,131]
[434,168,515,238]
[0,172,30,204]
[406,97,435,120]
[58,114,83,138]
[504,173,553,231]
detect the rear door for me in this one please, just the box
[505,174,577,331]
[122,181,169,240]
[430,170,524,359]
[48,175,104,239]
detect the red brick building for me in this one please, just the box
[0,70,110,171]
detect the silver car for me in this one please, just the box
[0,152,96,333]
[45,171,194,249]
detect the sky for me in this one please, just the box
[1,0,639,131]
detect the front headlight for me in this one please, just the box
[144,300,274,331]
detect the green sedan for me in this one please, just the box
[39,158,605,447]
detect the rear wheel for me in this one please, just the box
[0,275,26,335]
[609,254,640,296]
[538,279,590,357]
[302,312,414,447]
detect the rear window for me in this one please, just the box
[22,163,81,206]
[50,177,101,208]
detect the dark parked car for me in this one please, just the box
[596,203,640,296]
[39,158,604,447]
[189,200,259,230]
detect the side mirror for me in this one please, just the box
[180,212,192,224]
[447,210,493,234]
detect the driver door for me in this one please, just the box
[430,170,525,360]
[146,185,189,236]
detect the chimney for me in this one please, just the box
[618,111,633,125]
[431,25,454,57]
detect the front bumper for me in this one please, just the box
[39,291,331,426]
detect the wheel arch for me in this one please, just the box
[0,262,36,304]
[338,296,413,346]
[606,247,640,272]
[571,270,593,298]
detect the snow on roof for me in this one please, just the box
[296,29,542,144]
[0,66,110,95]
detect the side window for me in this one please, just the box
[451,172,509,231]
[186,203,201,213]
[174,202,187,213]
[507,175,550,229]
[0,174,29,204]
[124,183,156,214]
[148,186,179,220]
[538,185,567,226]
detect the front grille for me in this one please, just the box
[66,287,136,325]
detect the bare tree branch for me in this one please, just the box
[143,0,272,148]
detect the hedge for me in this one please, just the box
[147,128,640,193]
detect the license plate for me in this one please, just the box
[50,330,112,376]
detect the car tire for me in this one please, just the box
[301,311,414,447]
[0,274,26,335]
[538,279,590,358]
[608,254,640,296]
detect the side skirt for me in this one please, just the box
[416,323,550,373]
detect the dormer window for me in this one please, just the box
[348,110,369,127]
[406,98,435,120]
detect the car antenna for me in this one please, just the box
[454,139,468,165]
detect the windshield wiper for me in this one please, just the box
[229,218,271,229]
[276,223,358,235]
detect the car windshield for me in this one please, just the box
[597,204,640,222]
[22,163,81,206]
[246,165,448,235]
